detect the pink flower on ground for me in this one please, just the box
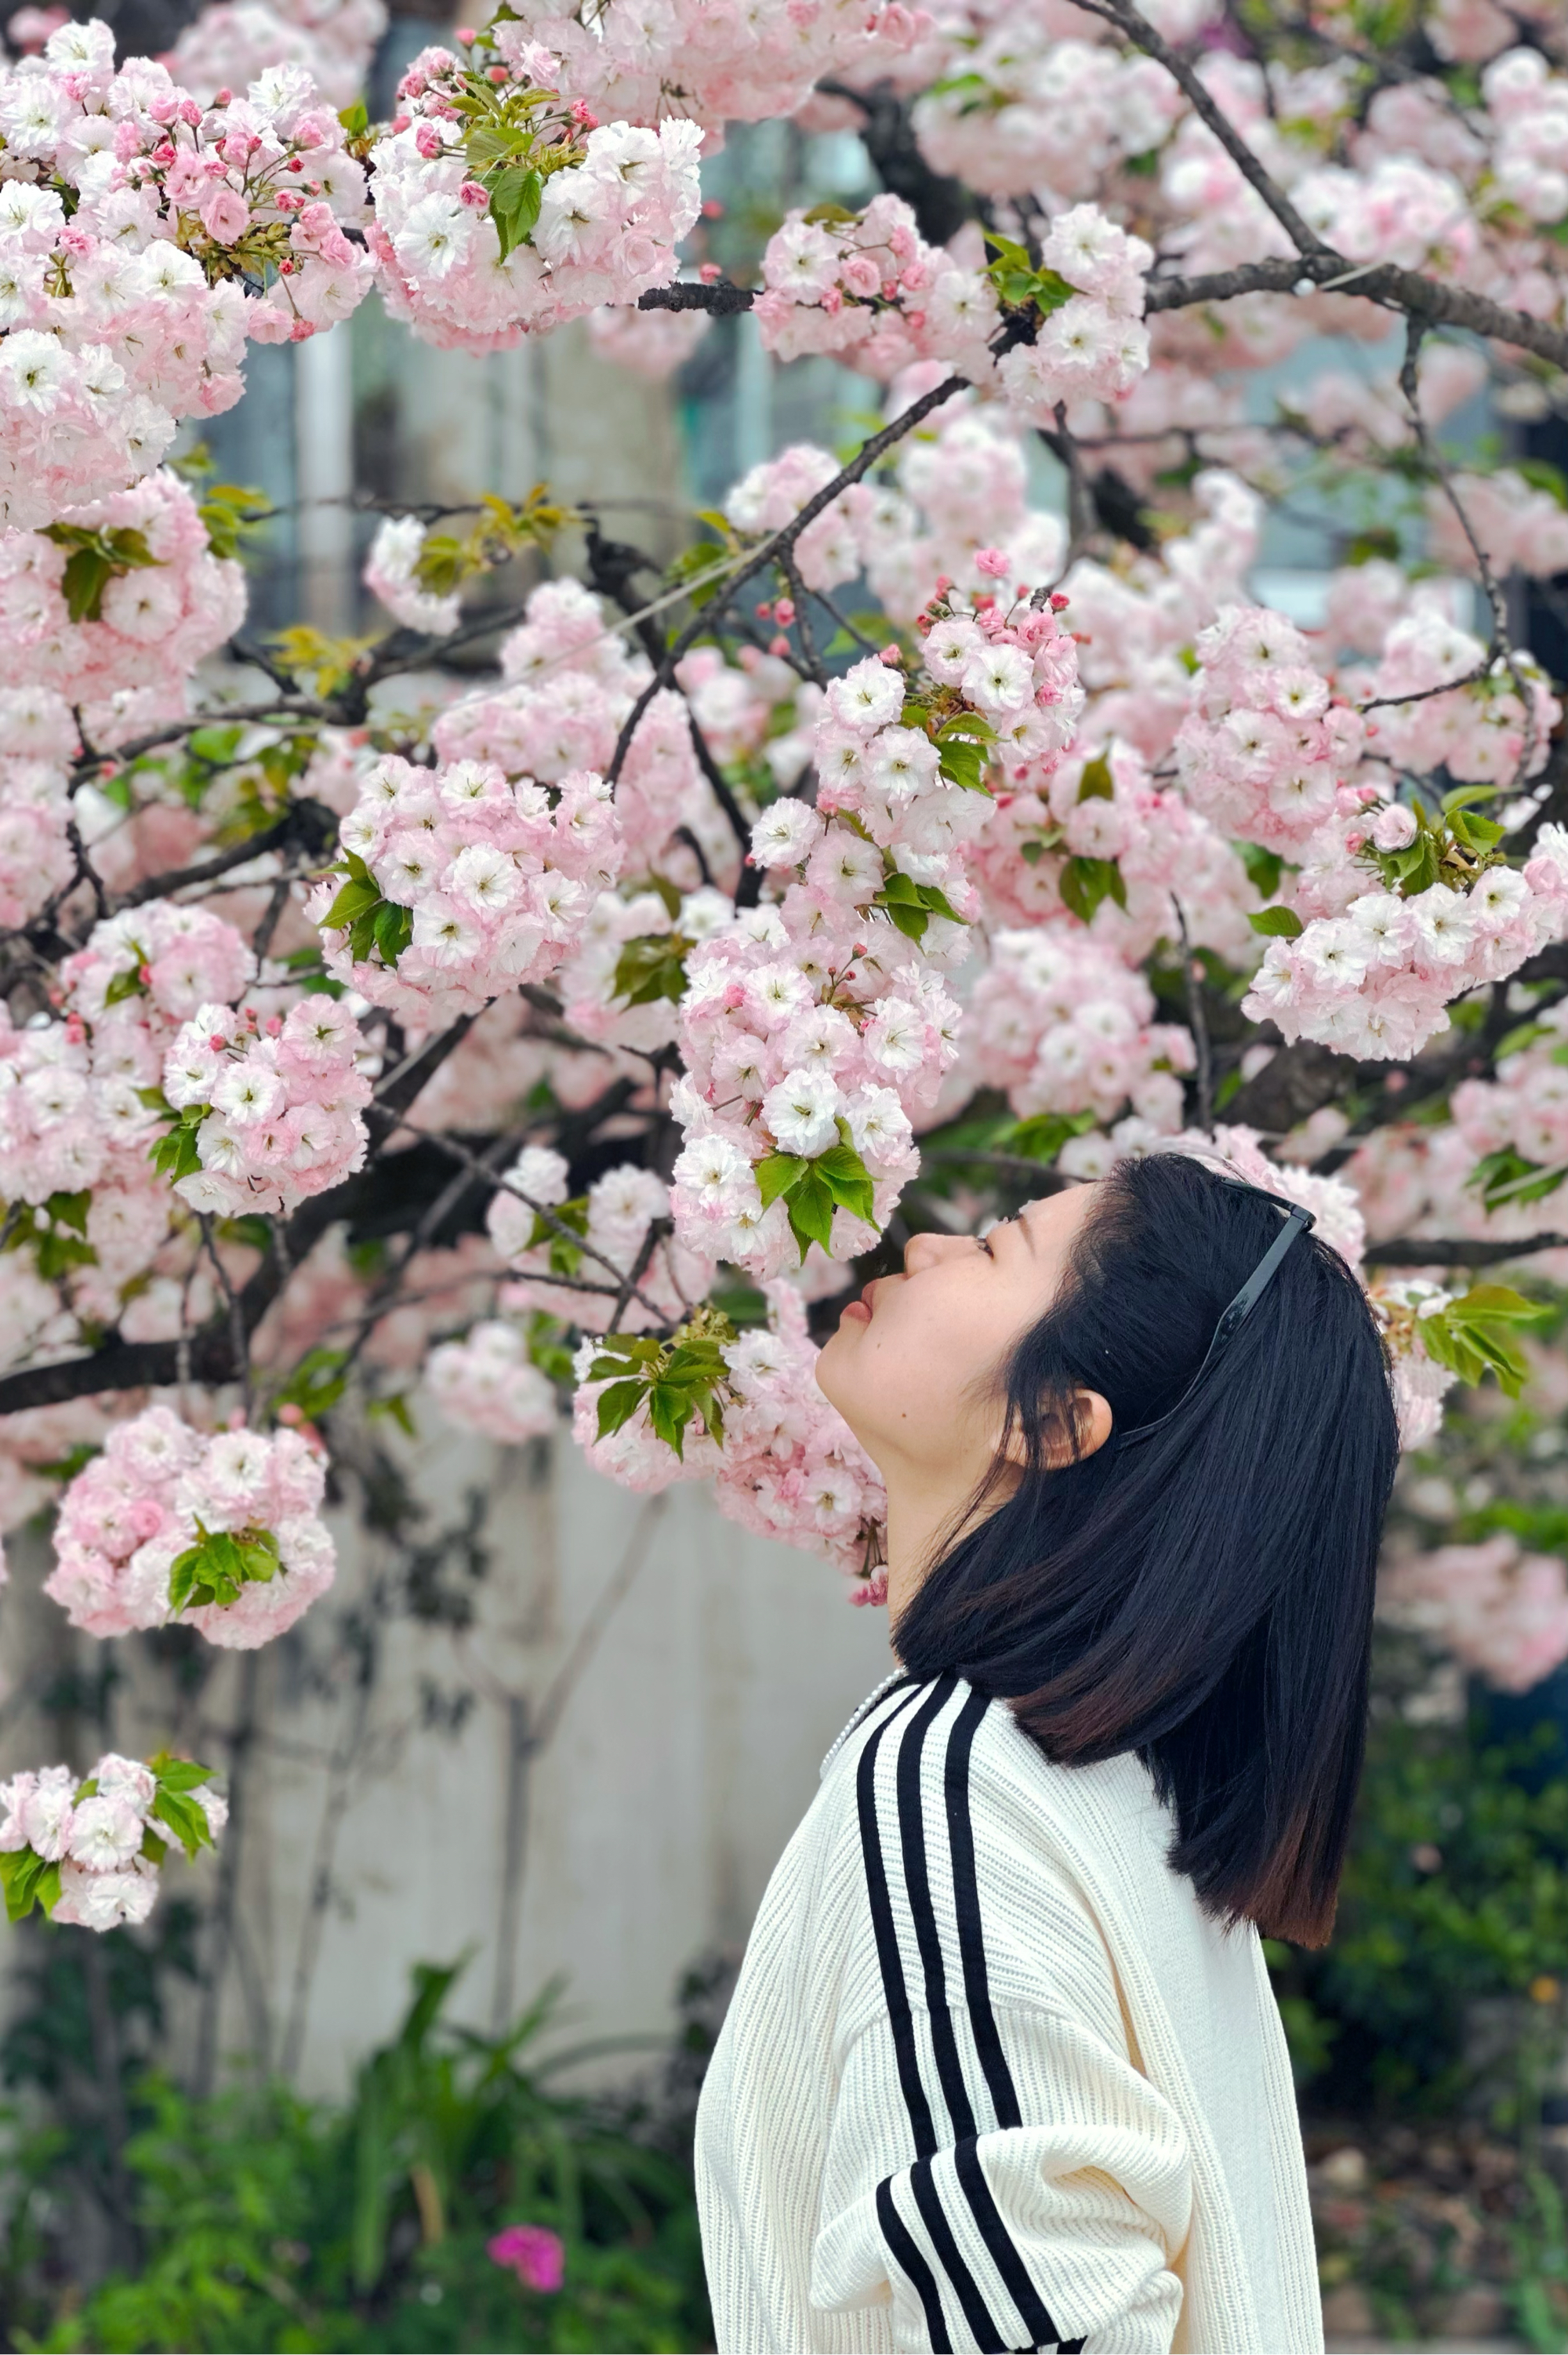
[487,2223,565,2291]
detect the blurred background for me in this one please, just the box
[5,5,1568,2351]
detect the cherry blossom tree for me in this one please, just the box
[9,0,1568,1923]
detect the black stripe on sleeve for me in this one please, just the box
[858,1681,938,2158]
[946,1684,1022,2128]
[897,1674,975,2140]
[877,2175,952,2353]
[943,1685,1080,2353]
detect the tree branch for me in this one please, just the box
[1144,253,1568,373]
[606,366,974,785]
[1065,0,1330,258]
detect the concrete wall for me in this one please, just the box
[0,1433,892,2092]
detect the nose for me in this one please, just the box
[903,1230,977,1274]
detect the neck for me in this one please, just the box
[883,1472,993,1631]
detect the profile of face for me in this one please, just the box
[816,1189,1113,1569]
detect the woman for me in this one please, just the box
[695,1150,1398,2354]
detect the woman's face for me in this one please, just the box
[816,1187,1102,1494]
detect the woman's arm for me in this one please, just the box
[810,2002,1191,2354]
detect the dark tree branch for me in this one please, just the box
[1367,1234,1568,1267]
[606,366,975,786]
[1065,0,1331,257]
[638,280,756,314]
[1145,253,1568,372]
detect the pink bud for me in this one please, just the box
[459,179,489,208]
[699,260,721,283]
[974,547,1010,579]
[879,646,902,666]
[1049,592,1069,611]
[702,198,724,218]
[456,23,476,38]
[768,634,791,657]
[773,597,796,626]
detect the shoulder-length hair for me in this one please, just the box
[894,1150,1399,1947]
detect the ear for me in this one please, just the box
[999,1387,1112,1474]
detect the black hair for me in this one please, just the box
[893,1151,1399,1947]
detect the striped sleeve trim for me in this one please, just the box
[859,1676,1084,2355]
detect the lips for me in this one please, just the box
[839,1279,879,1328]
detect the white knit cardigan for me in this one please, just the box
[695,1670,1324,2355]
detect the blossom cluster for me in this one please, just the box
[0,1747,226,1932]
[753,192,1000,383]
[366,29,701,354]
[710,1284,886,1592]
[967,926,1193,1131]
[426,1319,558,1445]
[45,1405,337,1648]
[488,1147,715,1335]
[495,0,926,136]
[0,466,246,715]
[753,197,1152,416]
[909,27,1183,202]
[158,990,371,1217]
[169,0,387,111]
[1174,603,1367,856]
[429,577,721,878]
[0,23,372,527]
[1246,821,1568,1063]
[306,750,625,1020]
[569,1282,887,1587]
[1381,1532,1568,1692]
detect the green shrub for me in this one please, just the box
[16,1965,709,2355]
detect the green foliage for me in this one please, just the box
[611,932,690,1007]
[589,1311,736,1457]
[165,1521,281,1615]
[1468,1148,1568,1213]
[872,867,965,943]
[1058,856,1126,925]
[1247,904,1305,939]
[2,1192,97,1281]
[412,489,572,601]
[19,1966,709,2353]
[1363,783,1506,900]
[982,233,1076,320]
[318,850,412,971]
[757,1125,877,1260]
[39,525,159,625]
[1272,1692,1568,2114]
[1413,1286,1552,1399]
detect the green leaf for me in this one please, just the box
[103,966,147,1006]
[365,1390,417,1438]
[935,734,990,794]
[0,1848,45,1924]
[338,99,369,135]
[1000,1110,1097,1163]
[270,1345,350,1423]
[1076,751,1114,802]
[151,1786,214,1860]
[45,1190,90,1235]
[612,932,688,1006]
[322,875,381,930]
[646,1383,695,1456]
[1240,843,1284,899]
[1059,856,1127,924]
[1247,906,1305,939]
[488,164,543,261]
[786,1169,837,1260]
[757,1153,808,1208]
[1467,1148,1568,1212]
[372,899,413,966]
[815,1140,877,1223]
[42,522,158,623]
[595,1378,650,1440]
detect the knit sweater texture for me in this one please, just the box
[695,1670,1324,2354]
